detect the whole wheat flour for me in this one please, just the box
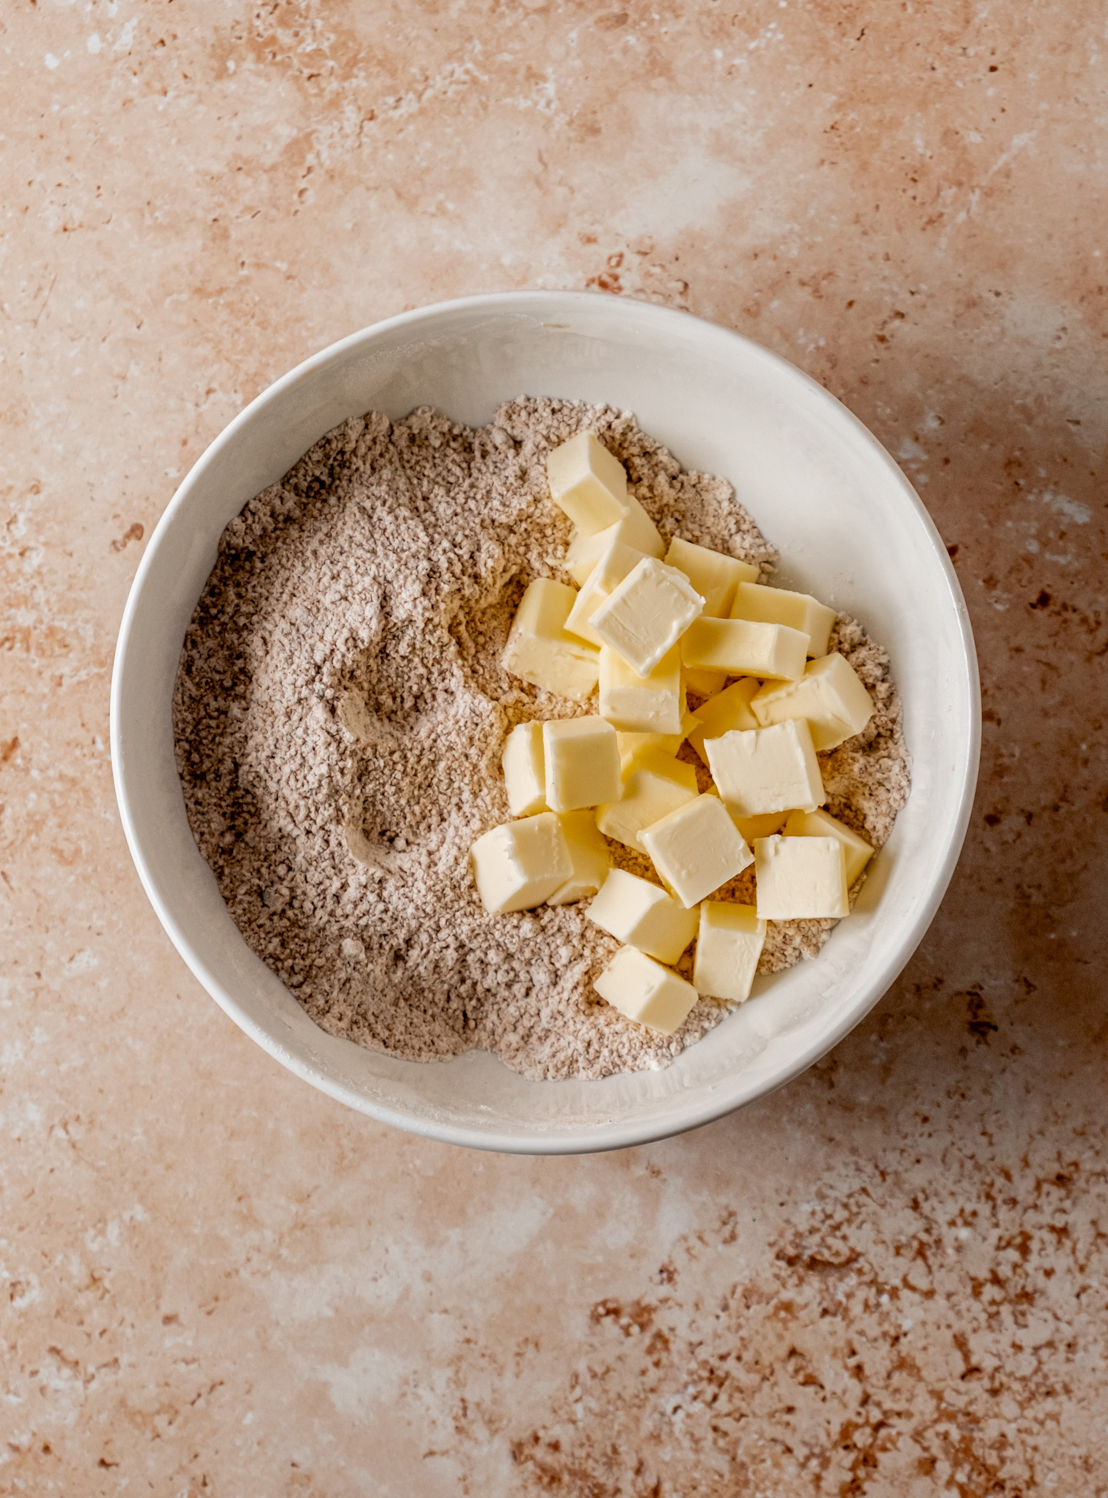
[173,398,910,1081]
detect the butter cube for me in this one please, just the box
[617,703,699,764]
[732,581,836,658]
[703,786,790,843]
[587,867,698,963]
[783,808,874,887]
[565,541,646,647]
[502,579,600,702]
[546,432,628,535]
[732,809,790,843]
[681,617,808,682]
[501,722,547,817]
[565,502,664,583]
[693,902,767,1002]
[547,810,610,906]
[597,755,698,852]
[617,745,699,789]
[640,794,754,909]
[665,537,759,617]
[470,814,573,914]
[543,717,621,812]
[754,835,849,920]
[683,664,729,698]
[599,644,683,734]
[686,678,759,764]
[590,557,705,676]
[594,946,699,1035]
[705,719,825,817]
[752,652,875,750]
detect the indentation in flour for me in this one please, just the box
[446,571,526,704]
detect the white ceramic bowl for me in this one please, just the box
[111,292,979,1154]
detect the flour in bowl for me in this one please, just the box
[173,399,909,1080]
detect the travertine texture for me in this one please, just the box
[1,2,1105,1494]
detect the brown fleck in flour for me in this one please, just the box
[173,399,909,1081]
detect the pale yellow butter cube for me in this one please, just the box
[665,536,759,617]
[693,902,767,1002]
[469,813,573,914]
[683,664,729,697]
[617,745,699,788]
[731,581,836,658]
[547,810,611,906]
[752,652,875,750]
[587,867,698,964]
[599,644,683,735]
[617,702,699,765]
[640,794,754,909]
[501,722,547,817]
[565,501,664,583]
[590,557,705,676]
[565,541,646,647]
[754,835,849,920]
[733,809,791,843]
[502,578,600,702]
[705,719,825,817]
[681,617,808,682]
[597,755,698,852]
[546,432,628,536]
[784,808,874,887]
[594,946,699,1035]
[702,786,790,843]
[543,717,621,813]
[687,678,759,764]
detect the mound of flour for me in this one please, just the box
[173,398,909,1081]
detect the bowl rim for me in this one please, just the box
[110,289,981,1154]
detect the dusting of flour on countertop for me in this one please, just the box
[173,398,909,1081]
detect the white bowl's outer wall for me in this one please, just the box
[111,292,980,1155]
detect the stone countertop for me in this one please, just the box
[2,3,1105,1493]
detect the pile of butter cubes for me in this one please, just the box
[469,432,878,1038]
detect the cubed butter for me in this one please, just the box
[501,722,547,817]
[665,536,759,617]
[754,835,849,920]
[590,557,705,676]
[693,902,767,1002]
[594,946,699,1036]
[546,432,628,535]
[640,794,754,909]
[469,814,573,914]
[599,644,683,734]
[547,810,611,906]
[565,541,649,647]
[703,786,790,842]
[683,664,729,698]
[681,617,808,682]
[617,745,699,789]
[705,719,825,817]
[543,717,621,812]
[587,867,698,963]
[783,807,874,888]
[687,678,759,764]
[731,581,836,658]
[751,652,875,750]
[597,756,698,852]
[617,703,699,764]
[502,578,600,702]
[565,501,664,583]
[732,809,791,843]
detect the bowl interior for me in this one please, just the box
[111,292,978,1153]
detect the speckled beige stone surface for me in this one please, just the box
[1,3,1106,1493]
